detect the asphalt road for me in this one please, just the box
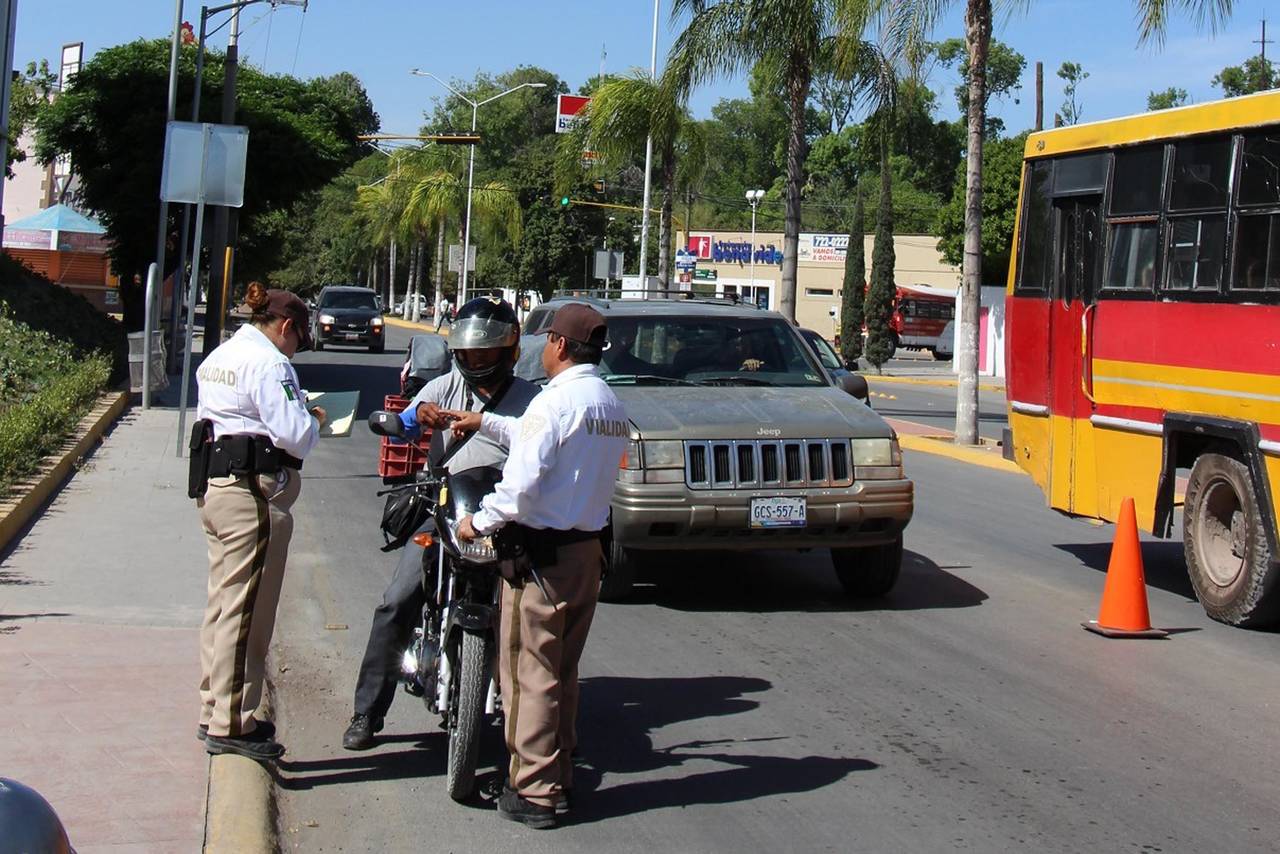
[271,325,1280,852]
[867,377,1008,442]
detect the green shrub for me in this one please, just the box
[0,252,128,384]
[0,353,111,497]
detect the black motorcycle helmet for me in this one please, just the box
[449,297,521,387]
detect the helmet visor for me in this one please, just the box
[449,316,517,349]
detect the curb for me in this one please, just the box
[897,433,1024,475]
[203,674,279,853]
[866,374,1004,393]
[383,315,444,334]
[0,390,129,554]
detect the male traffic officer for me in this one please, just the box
[447,302,628,829]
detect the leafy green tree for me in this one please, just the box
[8,60,57,177]
[1057,61,1089,124]
[667,0,881,321]
[936,131,1027,284]
[840,189,866,365]
[863,126,897,370]
[1147,86,1189,110]
[34,38,376,327]
[935,36,1025,121]
[1213,54,1276,96]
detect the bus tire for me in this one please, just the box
[832,536,903,598]
[1183,452,1280,628]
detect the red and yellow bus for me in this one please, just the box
[1005,91,1280,628]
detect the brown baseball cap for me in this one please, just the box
[264,289,313,350]
[548,302,608,349]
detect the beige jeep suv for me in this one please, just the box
[519,294,914,601]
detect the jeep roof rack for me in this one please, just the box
[548,288,763,309]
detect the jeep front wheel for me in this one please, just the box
[832,536,903,598]
[1184,452,1280,628]
[600,537,638,602]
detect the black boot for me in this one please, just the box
[205,727,285,762]
[342,713,384,750]
[497,788,556,829]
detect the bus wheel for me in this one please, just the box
[1183,453,1280,628]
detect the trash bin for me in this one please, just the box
[128,331,169,393]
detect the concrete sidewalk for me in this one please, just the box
[0,407,209,852]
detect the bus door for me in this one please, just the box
[1047,194,1102,513]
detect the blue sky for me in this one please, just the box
[17,0,1278,137]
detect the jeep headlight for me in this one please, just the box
[642,440,684,469]
[851,438,896,467]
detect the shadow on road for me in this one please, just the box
[275,731,448,790]
[628,549,986,613]
[569,675,876,822]
[295,360,403,419]
[1055,540,1196,600]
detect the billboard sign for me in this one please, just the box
[556,94,591,133]
[797,233,850,264]
[687,233,713,259]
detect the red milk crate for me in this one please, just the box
[378,394,432,479]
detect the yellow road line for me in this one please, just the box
[897,433,1024,475]
[866,374,1004,393]
[383,316,446,335]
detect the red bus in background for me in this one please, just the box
[891,284,956,356]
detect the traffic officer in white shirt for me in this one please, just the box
[192,282,325,762]
[446,302,628,829]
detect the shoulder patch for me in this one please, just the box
[281,379,298,401]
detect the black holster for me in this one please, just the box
[188,419,214,499]
[494,524,600,582]
[206,435,303,479]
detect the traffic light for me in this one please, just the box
[560,196,571,208]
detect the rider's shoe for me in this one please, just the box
[497,788,556,829]
[342,714,383,751]
[198,719,274,742]
[553,789,572,816]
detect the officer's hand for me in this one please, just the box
[309,406,328,427]
[416,402,450,429]
[443,409,482,438]
[456,514,478,542]
[740,358,764,372]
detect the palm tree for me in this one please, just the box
[886,0,1235,445]
[355,158,412,314]
[667,0,879,319]
[402,162,523,317]
[556,72,704,288]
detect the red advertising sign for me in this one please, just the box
[556,94,591,133]
[688,233,713,260]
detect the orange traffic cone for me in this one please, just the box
[1083,497,1168,638]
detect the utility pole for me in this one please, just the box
[203,5,239,349]
[0,0,19,236]
[1034,61,1043,132]
[1255,16,1273,63]
[637,0,659,293]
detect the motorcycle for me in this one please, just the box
[369,410,502,802]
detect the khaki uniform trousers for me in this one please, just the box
[499,538,603,808]
[198,470,301,737]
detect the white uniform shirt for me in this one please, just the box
[196,324,320,460]
[472,363,628,535]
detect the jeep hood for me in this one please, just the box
[615,386,893,441]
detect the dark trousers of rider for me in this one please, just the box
[353,521,436,721]
[500,538,604,808]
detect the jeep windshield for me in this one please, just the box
[320,291,377,310]
[601,315,827,387]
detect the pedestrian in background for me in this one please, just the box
[447,302,628,828]
[435,297,452,332]
[191,282,325,762]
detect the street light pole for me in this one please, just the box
[637,0,660,293]
[410,71,545,306]
[746,189,764,290]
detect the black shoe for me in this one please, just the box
[198,719,274,742]
[204,729,285,762]
[497,789,556,829]
[342,714,383,751]
[553,790,572,816]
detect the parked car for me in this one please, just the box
[798,328,858,386]
[519,294,912,602]
[312,285,385,352]
[392,294,431,317]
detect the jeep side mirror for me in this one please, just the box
[367,410,406,438]
[838,373,869,402]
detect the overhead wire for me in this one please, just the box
[290,6,306,76]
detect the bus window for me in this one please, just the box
[1110,145,1165,215]
[1053,153,1108,195]
[1166,216,1227,290]
[1169,136,1232,210]
[1106,223,1159,290]
[1237,131,1280,207]
[1017,161,1054,294]
[1233,214,1280,291]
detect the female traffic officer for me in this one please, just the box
[194,281,325,762]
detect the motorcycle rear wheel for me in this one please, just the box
[445,631,489,801]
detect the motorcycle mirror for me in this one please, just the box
[367,410,406,438]
[839,373,869,402]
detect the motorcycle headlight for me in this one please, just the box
[318,313,336,325]
[851,438,894,467]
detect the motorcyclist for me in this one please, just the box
[344,298,540,750]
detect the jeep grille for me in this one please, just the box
[684,440,854,489]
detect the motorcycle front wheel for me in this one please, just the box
[445,630,489,801]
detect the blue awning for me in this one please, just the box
[7,203,105,234]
